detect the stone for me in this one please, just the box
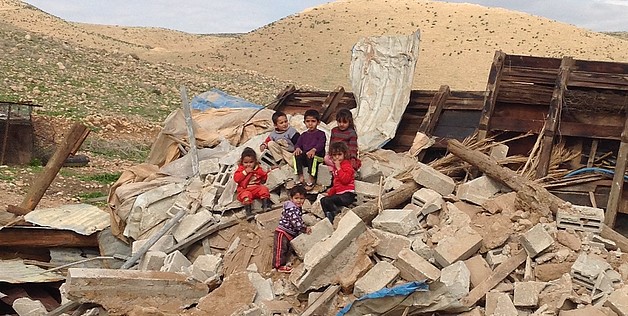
[353,261,400,297]
[317,165,333,187]
[266,164,293,190]
[439,261,470,299]
[456,175,501,205]
[490,144,509,160]
[384,177,403,191]
[482,192,517,215]
[411,237,434,261]
[248,272,275,303]
[459,307,484,316]
[513,281,547,307]
[464,255,492,288]
[535,262,572,282]
[255,208,283,230]
[486,292,517,316]
[291,218,334,259]
[192,254,223,278]
[520,223,554,258]
[371,229,413,259]
[559,306,608,316]
[12,298,47,316]
[485,247,509,269]
[139,251,166,271]
[354,180,382,197]
[434,226,483,267]
[372,209,420,236]
[411,163,455,196]
[555,230,581,251]
[394,248,441,282]
[604,285,628,316]
[411,188,444,215]
[260,300,293,315]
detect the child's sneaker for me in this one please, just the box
[277,266,292,273]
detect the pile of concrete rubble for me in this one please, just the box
[50,139,628,316]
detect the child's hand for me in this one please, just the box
[305,227,312,234]
[245,166,254,174]
[260,143,267,151]
[306,149,316,159]
[294,148,302,156]
[334,160,341,169]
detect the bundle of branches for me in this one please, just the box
[519,141,581,182]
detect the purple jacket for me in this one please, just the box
[295,129,326,157]
[278,200,306,237]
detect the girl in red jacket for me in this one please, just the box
[321,141,356,223]
[233,147,271,215]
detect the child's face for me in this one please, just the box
[274,115,289,132]
[291,193,306,207]
[332,151,345,163]
[337,119,350,131]
[304,116,319,131]
[242,156,256,169]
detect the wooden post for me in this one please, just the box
[352,181,419,224]
[267,85,296,110]
[1,104,11,165]
[180,86,200,179]
[418,85,450,135]
[477,51,506,140]
[8,123,89,215]
[320,86,345,123]
[605,114,628,227]
[536,57,574,178]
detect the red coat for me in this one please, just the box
[233,164,268,192]
[327,160,355,196]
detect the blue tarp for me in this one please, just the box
[190,88,262,111]
[337,281,429,316]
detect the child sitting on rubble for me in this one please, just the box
[260,111,300,164]
[233,147,271,215]
[273,185,311,273]
[325,108,361,171]
[293,109,327,190]
[321,141,356,224]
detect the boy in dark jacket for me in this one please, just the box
[272,185,311,272]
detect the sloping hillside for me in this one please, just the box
[210,0,628,90]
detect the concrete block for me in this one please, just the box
[456,175,501,205]
[556,205,604,233]
[464,255,492,288]
[132,235,175,255]
[266,164,293,190]
[394,248,440,282]
[173,209,213,242]
[353,261,400,297]
[192,254,223,278]
[358,159,384,183]
[293,211,366,291]
[259,149,280,170]
[520,223,554,258]
[248,272,275,303]
[384,177,403,191]
[199,158,220,177]
[411,163,455,196]
[434,226,483,267]
[486,292,517,316]
[439,261,470,299]
[161,250,192,273]
[513,281,546,308]
[490,144,509,160]
[571,253,611,289]
[255,208,282,230]
[354,180,382,197]
[486,248,508,269]
[317,166,332,187]
[372,209,420,236]
[12,297,47,316]
[371,228,412,259]
[411,237,434,261]
[291,218,334,259]
[411,188,444,215]
[213,163,235,190]
[139,250,166,271]
[604,285,628,316]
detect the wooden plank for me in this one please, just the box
[0,227,98,247]
[601,224,628,252]
[605,114,628,228]
[301,285,340,316]
[268,85,296,110]
[504,54,562,69]
[536,57,574,178]
[320,86,345,123]
[461,250,527,307]
[572,59,628,74]
[8,123,89,215]
[418,85,450,135]
[477,51,506,140]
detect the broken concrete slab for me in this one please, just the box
[434,226,483,267]
[291,218,333,259]
[255,208,282,231]
[261,300,293,315]
[354,180,381,197]
[464,255,492,289]
[12,297,47,316]
[571,253,612,290]
[439,261,470,300]
[555,230,581,251]
[604,285,628,316]
[411,188,444,215]
[559,306,609,316]
[372,209,420,236]
[139,251,166,271]
[132,234,175,254]
[353,261,400,297]
[194,272,256,316]
[161,250,192,273]
[513,281,547,308]
[482,192,517,215]
[520,223,554,258]
[66,268,208,315]
[371,228,413,259]
[248,272,275,304]
[394,248,440,282]
[173,209,214,242]
[486,292,517,316]
[411,162,455,196]
[456,175,501,205]
[192,254,223,278]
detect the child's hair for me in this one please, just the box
[335,108,355,129]
[240,147,258,163]
[289,184,307,197]
[304,109,321,122]
[272,111,287,125]
[329,141,349,156]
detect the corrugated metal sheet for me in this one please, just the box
[24,203,110,235]
[0,260,65,283]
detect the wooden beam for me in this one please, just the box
[461,250,527,307]
[352,181,419,224]
[267,85,296,110]
[477,51,506,140]
[301,285,340,316]
[536,57,574,178]
[418,85,450,135]
[0,227,98,247]
[8,123,89,215]
[320,86,345,123]
[605,114,628,227]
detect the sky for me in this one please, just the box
[21,0,628,34]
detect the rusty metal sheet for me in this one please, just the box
[0,260,64,283]
[24,203,110,235]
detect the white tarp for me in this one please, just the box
[350,29,421,151]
